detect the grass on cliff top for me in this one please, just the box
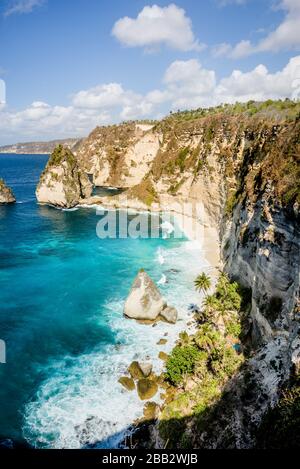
[47,144,77,168]
[160,99,300,125]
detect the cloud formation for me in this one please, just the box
[215,0,300,58]
[1,56,300,144]
[4,0,45,17]
[112,4,204,52]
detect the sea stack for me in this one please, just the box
[36,145,93,209]
[0,179,16,204]
[124,270,178,323]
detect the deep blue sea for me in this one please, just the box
[0,154,208,448]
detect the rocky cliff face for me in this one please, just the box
[76,122,161,188]
[0,178,16,204]
[36,145,93,208]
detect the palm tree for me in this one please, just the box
[203,295,219,313]
[194,273,211,296]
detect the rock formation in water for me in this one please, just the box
[0,178,16,204]
[36,145,93,208]
[124,270,178,323]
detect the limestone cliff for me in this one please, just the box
[76,122,161,188]
[36,145,93,209]
[0,178,16,204]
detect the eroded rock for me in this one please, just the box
[124,270,166,321]
[118,376,135,391]
[0,179,16,204]
[137,379,158,401]
[36,145,93,208]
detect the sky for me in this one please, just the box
[0,0,300,144]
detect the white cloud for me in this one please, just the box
[218,0,300,58]
[72,84,128,109]
[215,57,300,102]
[163,59,216,108]
[112,4,204,52]
[4,0,45,17]
[1,56,300,144]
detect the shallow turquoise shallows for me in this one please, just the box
[0,154,208,448]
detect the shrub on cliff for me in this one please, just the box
[166,345,200,386]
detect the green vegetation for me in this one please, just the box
[159,273,250,447]
[160,99,300,125]
[176,147,190,172]
[194,273,211,296]
[48,144,77,168]
[129,178,159,206]
[166,345,201,386]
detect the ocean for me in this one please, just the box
[0,153,209,448]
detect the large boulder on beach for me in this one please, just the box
[0,179,16,204]
[36,145,93,208]
[124,270,167,321]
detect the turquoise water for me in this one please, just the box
[0,154,208,448]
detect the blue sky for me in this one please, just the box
[0,0,300,144]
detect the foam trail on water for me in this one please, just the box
[157,247,165,265]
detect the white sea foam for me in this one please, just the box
[62,207,79,212]
[23,230,209,449]
[158,274,167,285]
[157,247,165,265]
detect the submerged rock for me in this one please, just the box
[157,339,168,345]
[118,376,135,391]
[158,351,169,361]
[124,270,166,321]
[36,145,93,208]
[137,379,158,400]
[0,179,16,204]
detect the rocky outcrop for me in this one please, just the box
[128,361,153,379]
[137,379,158,400]
[124,270,178,323]
[160,306,178,324]
[76,122,161,188]
[0,179,16,204]
[36,145,93,208]
[118,376,135,391]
